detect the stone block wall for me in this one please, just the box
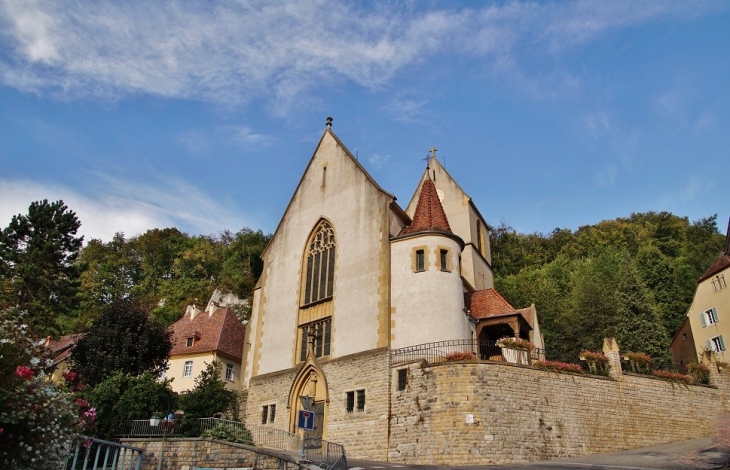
[121,438,300,470]
[245,348,391,460]
[389,360,730,466]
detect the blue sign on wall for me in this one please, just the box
[297,410,315,430]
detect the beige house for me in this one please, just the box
[242,119,543,459]
[681,219,730,363]
[168,300,245,393]
[44,333,82,384]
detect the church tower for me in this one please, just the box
[390,173,474,349]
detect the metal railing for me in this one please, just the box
[392,339,546,366]
[302,437,347,470]
[64,436,143,470]
[114,417,347,470]
[114,419,179,438]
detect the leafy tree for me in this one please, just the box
[179,361,237,436]
[0,200,83,336]
[70,298,172,386]
[84,371,177,439]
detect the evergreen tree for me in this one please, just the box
[614,256,672,365]
[179,361,238,436]
[0,200,83,336]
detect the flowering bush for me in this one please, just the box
[496,337,534,351]
[652,370,692,384]
[534,360,583,374]
[687,363,710,384]
[624,352,652,364]
[444,351,477,362]
[579,351,609,364]
[0,309,94,469]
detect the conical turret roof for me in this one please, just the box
[399,178,452,235]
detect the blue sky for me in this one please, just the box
[0,1,728,242]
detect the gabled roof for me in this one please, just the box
[463,288,535,328]
[698,253,730,283]
[45,333,83,365]
[170,307,245,362]
[399,178,452,235]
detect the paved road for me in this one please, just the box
[347,437,730,470]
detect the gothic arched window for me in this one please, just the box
[303,220,336,305]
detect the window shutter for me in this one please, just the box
[707,339,715,352]
[701,312,708,327]
[713,307,719,323]
[719,336,726,352]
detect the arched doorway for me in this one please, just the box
[288,355,329,441]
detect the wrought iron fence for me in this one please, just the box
[392,339,546,366]
[114,419,179,438]
[63,436,143,470]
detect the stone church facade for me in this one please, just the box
[242,120,544,460]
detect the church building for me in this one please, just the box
[242,118,543,459]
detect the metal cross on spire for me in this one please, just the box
[429,146,438,160]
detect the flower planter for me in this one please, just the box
[502,347,529,365]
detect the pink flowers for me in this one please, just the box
[75,398,89,408]
[15,365,34,379]
[444,351,477,361]
[534,360,583,374]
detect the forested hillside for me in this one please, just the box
[1,200,725,367]
[0,200,270,336]
[492,212,726,364]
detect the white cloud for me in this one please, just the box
[0,1,717,109]
[595,164,619,188]
[0,174,250,242]
[368,154,390,169]
[224,126,273,146]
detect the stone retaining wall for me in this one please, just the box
[121,438,300,470]
[389,360,730,465]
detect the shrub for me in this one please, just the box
[533,360,583,374]
[444,351,477,362]
[0,309,94,469]
[179,361,237,436]
[687,363,710,385]
[579,351,609,364]
[624,352,652,364]
[201,423,254,445]
[652,370,691,384]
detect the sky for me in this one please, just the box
[0,0,728,243]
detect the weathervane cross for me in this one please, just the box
[429,146,438,159]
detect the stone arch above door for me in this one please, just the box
[287,353,329,438]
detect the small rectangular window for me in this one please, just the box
[225,363,234,381]
[346,391,354,413]
[262,405,268,424]
[183,361,193,377]
[440,249,449,271]
[397,369,407,391]
[356,389,365,412]
[269,404,276,423]
[416,250,425,272]
[186,337,194,347]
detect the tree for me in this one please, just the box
[179,361,238,436]
[0,200,83,336]
[70,298,172,387]
[84,371,177,439]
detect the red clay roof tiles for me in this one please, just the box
[170,307,245,362]
[698,253,730,283]
[400,179,452,235]
[464,288,515,319]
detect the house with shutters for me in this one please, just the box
[676,218,730,363]
[241,119,543,459]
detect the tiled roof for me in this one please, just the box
[170,307,245,362]
[698,253,730,283]
[45,333,82,365]
[517,307,533,327]
[464,288,515,319]
[400,179,452,235]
